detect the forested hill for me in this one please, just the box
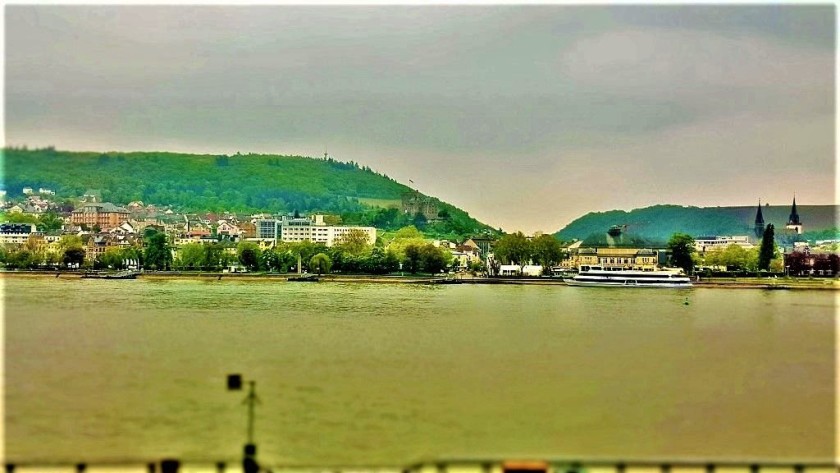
[2,147,494,237]
[555,204,839,242]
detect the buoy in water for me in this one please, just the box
[684,297,690,305]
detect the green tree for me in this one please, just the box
[202,243,225,270]
[38,211,64,232]
[260,249,282,272]
[6,249,36,269]
[758,224,776,271]
[361,247,399,274]
[530,233,563,269]
[387,226,427,260]
[1,212,39,224]
[403,243,422,274]
[59,234,83,251]
[287,241,326,271]
[667,233,695,274]
[334,228,371,257]
[176,243,205,270]
[98,247,125,269]
[237,242,262,271]
[310,253,332,275]
[419,243,450,274]
[45,250,62,268]
[413,212,428,229]
[493,232,531,272]
[393,225,424,240]
[144,232,172,270]
[704,244,758,272]
[62,247,86,268]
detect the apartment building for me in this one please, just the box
[71,202,130,230]
[256,214,375,247]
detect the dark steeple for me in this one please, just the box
[754,199,765,238]
[787,195,800,225]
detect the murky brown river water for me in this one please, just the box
[3,277,835,465]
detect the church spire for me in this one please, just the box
[788,195,800,225]
[754,199,765,238]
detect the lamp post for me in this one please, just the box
[227,374,260,473]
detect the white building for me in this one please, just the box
[694,235,754,254]
[258,214,375,247]
[498,264,544,277]
[0,223,37,244]
[255,218,281,240]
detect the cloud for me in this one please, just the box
[560,27,833,118]
[5,5,836,233]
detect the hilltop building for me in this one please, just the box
[401,191,439,221]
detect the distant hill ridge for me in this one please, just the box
[555,204,839,242]
[1,147,494,237]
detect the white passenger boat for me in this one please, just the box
[567,265,692,288]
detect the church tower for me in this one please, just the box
[754,200,765,239]
[785,195,803,234]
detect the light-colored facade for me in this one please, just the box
[216,220,241,239]
[84,234,139,263]
[255,219,281,240]
[0,223,38,245]
[572,247,661,271]
[694,236,754,254]
[259,214,376,247]
[498,264,543,277]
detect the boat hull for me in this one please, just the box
[566,279,692,288]
[568,266,692,288]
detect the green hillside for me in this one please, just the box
[555,204,839,242]
[2,147,495,239]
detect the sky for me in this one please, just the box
[4,4,836,234]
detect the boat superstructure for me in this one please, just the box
[567,265,692,288]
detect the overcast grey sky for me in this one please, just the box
[5,5,836,233]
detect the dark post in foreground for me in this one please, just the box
[228,374,260,473]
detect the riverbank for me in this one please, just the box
[2,270,839,289]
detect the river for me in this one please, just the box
[3,277,835,465]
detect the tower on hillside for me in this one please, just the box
[754,200,765,239]
[785,195,803,234]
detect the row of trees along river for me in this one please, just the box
[1,226,461,275]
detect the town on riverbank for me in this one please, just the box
[1,188,838,286]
